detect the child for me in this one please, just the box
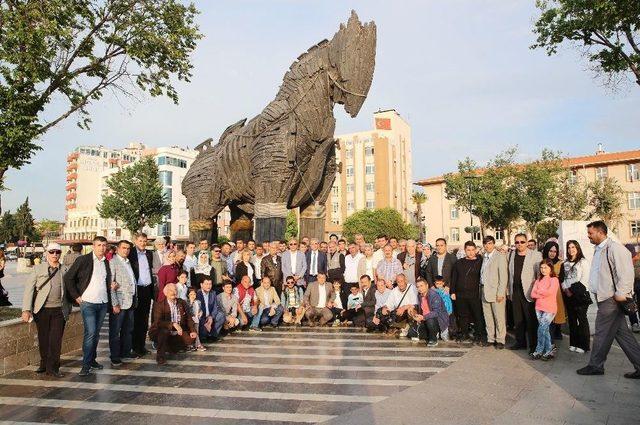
[331,280,345,326]
[530,259,560,361]
[434,275,453,341]
[282,276,305,325]
[176,271,189,301]
[342,283,364,325]
[187,288,206,351]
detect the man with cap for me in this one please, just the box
[21,243,72,377]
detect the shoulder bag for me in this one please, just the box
[606,247,638,315]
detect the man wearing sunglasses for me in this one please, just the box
[281,238,307,289]
[507,233,542,352]
[22,243,71,378]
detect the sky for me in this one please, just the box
[3,0,640,220]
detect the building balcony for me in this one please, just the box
[66,193,77,201]
[66,162,78,172]
[67,152,79,161]
[66,172,77,181]
[65,182,77,191]
[109,158,119,165]
[65,204,76,210]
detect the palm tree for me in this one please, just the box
[412,191,427,242]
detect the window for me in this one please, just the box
[347,201,354,211]
[178,224,185,235]
[366,200,375,209]
[346,166,354,177]
[628,192,640,210]
[450,206,459,220]
[345,140,353,148]
[365,164,375,175]
[365,146,374,156]
[595,167,608,182]
[631,220,640,237]
[332,186,339,197]
[628,164,640,181]
[495,229,504,241]
[157,222,171,237]
[331,217,340,225]
[345,149,353,159]
[568,170,577,184]
[162,187,173,201]
[366,182,375,192]
[332,202,339,214]
[346,184,354,193]
[157,156,187,168]
[450,228,460,242]
[473,230,481,241]
[159,170,173,186]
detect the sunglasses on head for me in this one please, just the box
[48,250,62,255]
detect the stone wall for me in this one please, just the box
[0,310,84,375]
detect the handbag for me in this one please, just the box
[606,248,638,315]
[568,282,592,307]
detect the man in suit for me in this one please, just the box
[261,241,284,296]
[152,237,166,277]
[305,238,327,285]
[424,238,457,287]
[354,274,376,326]
[128,232,155,357]
[197,277,225,341]
[148,283,196,365]
[303,272,334,326]
[397,240,423,284]
[64,236,112,377]
[480,236,509,349]
[21,243,72,378]
[281,238,307,289]
[507,233,542,352]
[108,240,138,366]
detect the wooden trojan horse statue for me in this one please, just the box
[182,11,376,243]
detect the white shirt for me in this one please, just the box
[333,291,343,309]
[364,257,374,280]
[183,254,197,273]
[316,283,327,308]
[252,254,266,279]
[344,253,364,282]
[562,258,591,290]
[289,251,298,275]
[589,239,608,294]
[309,250,319,275]
[81,254,109,303]
[372,249,384,270]
[384,284,418,310]
[245,262,254,282]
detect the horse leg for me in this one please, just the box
[229,205,254,242]
[254,202,288,244]
[189,216,219,245]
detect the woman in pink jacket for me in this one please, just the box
[530,258,560,361]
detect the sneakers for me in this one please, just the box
[574,347,585,354]
[427,340,439,347]
[78,367,92,377]
[410,337,420,342]
[333,319,341,327]
[196,345,207,351]
[530,352,542,360]
[399,325,410,338]
[249,327,262,332]
[110,359,122,367]
[569,346,577,352]
[90,361,103,370]
[632,323,640,333]
[541,352,555,361]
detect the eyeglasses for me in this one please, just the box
[48,250,62,255]
[289,243,297,246]
[213,249,221,253]
[514,241,527,245]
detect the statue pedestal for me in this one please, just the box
[299,202,326,240]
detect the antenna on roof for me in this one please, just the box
[596,143,605,155]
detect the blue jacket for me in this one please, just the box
[197,289,222,318]
[417,288,449,332]
[435,287,453,314]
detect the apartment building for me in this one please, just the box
[415,147,640,247]
[324,109,413,236]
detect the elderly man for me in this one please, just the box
[128,232,155,358]
[149,283,196,365]
[64,236,112,377]
[281,238,307,289]
[374,273,418,335]
[22,243,71,378]
[152,237,167,277]
[261,241,284,296]
[577,221,640,378]
[197,278,225,342]
[397,240,423,285]
[508,233,542,352]
[305,238,327,285]
[234,275,258,328]
[108,240,137,367]
[376,245,403,284]
[304,272,334,326]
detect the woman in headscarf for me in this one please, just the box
[193,250,215,292]
[543,241,566,342]
[156,250,180,303]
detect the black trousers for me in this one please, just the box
[34,307,65,373]
[512,286,538,351]
[408,317,440,343]
[456,296,484,339]
[133,285,153,353]
[342,308,367,326]
[565,302,591,351]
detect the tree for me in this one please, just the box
[0,0,202,212]
[411,191,427,242]
[550,172,590,221]
[342,208,418,243]
[587,177,625,227]
[0,211,18,244]
[97,156,171,234]
[532,0,640,88]
[36,219,62,242]
[284,210,299,240]
[13,197,38,241]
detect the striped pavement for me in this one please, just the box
[0,325,470,424]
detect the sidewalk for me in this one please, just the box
[325,333,640,425]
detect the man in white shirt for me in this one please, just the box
[282,239,307,288]
[252,245,267,280]
[183,241,198,274]
[344,243,364,285]
[577,221,640,379]
[371,234,388,269]
[63,236,111,377]
[374,273,417,335]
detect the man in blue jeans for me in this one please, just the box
[64,236,112,377]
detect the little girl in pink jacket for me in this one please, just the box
[530,259,560,360]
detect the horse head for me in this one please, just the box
[328,11,377,118]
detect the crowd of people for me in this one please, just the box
[19,221,640,380]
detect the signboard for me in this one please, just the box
[375,118,391,130]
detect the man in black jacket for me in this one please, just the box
[128,232,155,357]
[424,238,457,287]
[450,241,485,344]
[305,238,328,285]
[64,236,112,376]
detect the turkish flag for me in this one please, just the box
[375,118,391,130]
